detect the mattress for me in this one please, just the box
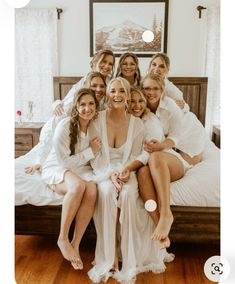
[15,140,220,207]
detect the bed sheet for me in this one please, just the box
[15,141,220,207]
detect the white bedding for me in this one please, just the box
[15,140,220,207]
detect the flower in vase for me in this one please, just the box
[16,110,22,123]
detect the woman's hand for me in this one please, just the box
[144,139,163,152]
[53,104,64,116]
[90,137,101,155]
[119,167,130,183]
[24,164,42,175]
[111,172,123,192]
[175,99,185,109]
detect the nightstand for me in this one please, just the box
[15,122,44,158]
[212,125,220,148]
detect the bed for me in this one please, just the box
[15,76,220,243]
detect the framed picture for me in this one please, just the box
[89,0,169,57]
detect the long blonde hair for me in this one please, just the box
[69,88,99,155]
[115,52,141,86]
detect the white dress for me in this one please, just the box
[41,117,95,185]
[156,96,208,157]
[88,110,174,284]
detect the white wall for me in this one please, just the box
[27,0,212,77]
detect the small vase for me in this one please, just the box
[17,116,23,124]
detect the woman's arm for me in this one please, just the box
[52,77,86,115]
[165,79,190,113]
[53,119,95,170]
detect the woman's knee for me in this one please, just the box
[69,178,86,196]
[148,151,166,168]
[85,182,98,203]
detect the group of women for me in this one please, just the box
[15,49,208,283]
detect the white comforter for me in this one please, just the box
[15,140,220,207]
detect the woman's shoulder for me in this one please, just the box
[161,96,179,109]
[55,117,71,133]
[131,114,144,129]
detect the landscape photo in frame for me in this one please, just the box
[89,0,169,57]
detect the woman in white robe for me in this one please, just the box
[15,72,107,205]
[40,88,101,270]
[147,52,189,112]
[88,77,174,284]
[53,49,115,115]
[142,72,208,165]
[129,87,188,248]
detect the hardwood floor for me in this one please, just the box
[15,235,219,284]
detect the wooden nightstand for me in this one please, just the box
[212,125,220,148]
[15,122,44,158]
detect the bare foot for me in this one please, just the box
[159,237,171,249]
[57,239,79,263]
[71,253,83,270]
[151,213,174,241]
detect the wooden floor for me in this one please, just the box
[15,235,219,284]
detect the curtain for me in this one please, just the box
[204,3,220,134]
[15,9,58,122]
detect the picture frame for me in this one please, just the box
[89,0,169,57]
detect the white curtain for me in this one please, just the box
[15,9,58,122]
[204,3,220,134]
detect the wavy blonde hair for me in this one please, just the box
[115,52,141,86]
[147,52,170,75]
[90,49,115,79]
[69,88,99,155]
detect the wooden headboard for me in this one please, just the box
[53,76,208,126]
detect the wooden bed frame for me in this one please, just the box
[15,76,220,243]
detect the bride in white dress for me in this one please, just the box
[88,77,174,284]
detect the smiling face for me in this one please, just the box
[77,94,97,121]
[120,56,137,78]
[108,80,128,109]
[90,76,106,102]
[129,90,146,118]
[142,78,163,106]
[149,56,168,78]
[98,54,114,77]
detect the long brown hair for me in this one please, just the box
[115,52,141,86]
[69,88,99,155]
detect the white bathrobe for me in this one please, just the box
[88,110,174,284]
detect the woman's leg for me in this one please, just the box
[50,171,86,265]
[179,151,203,165]
[148,151,184,241]
[71,181,97,269]
[137,166,159,225]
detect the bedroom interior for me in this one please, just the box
[14,0,221,283]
